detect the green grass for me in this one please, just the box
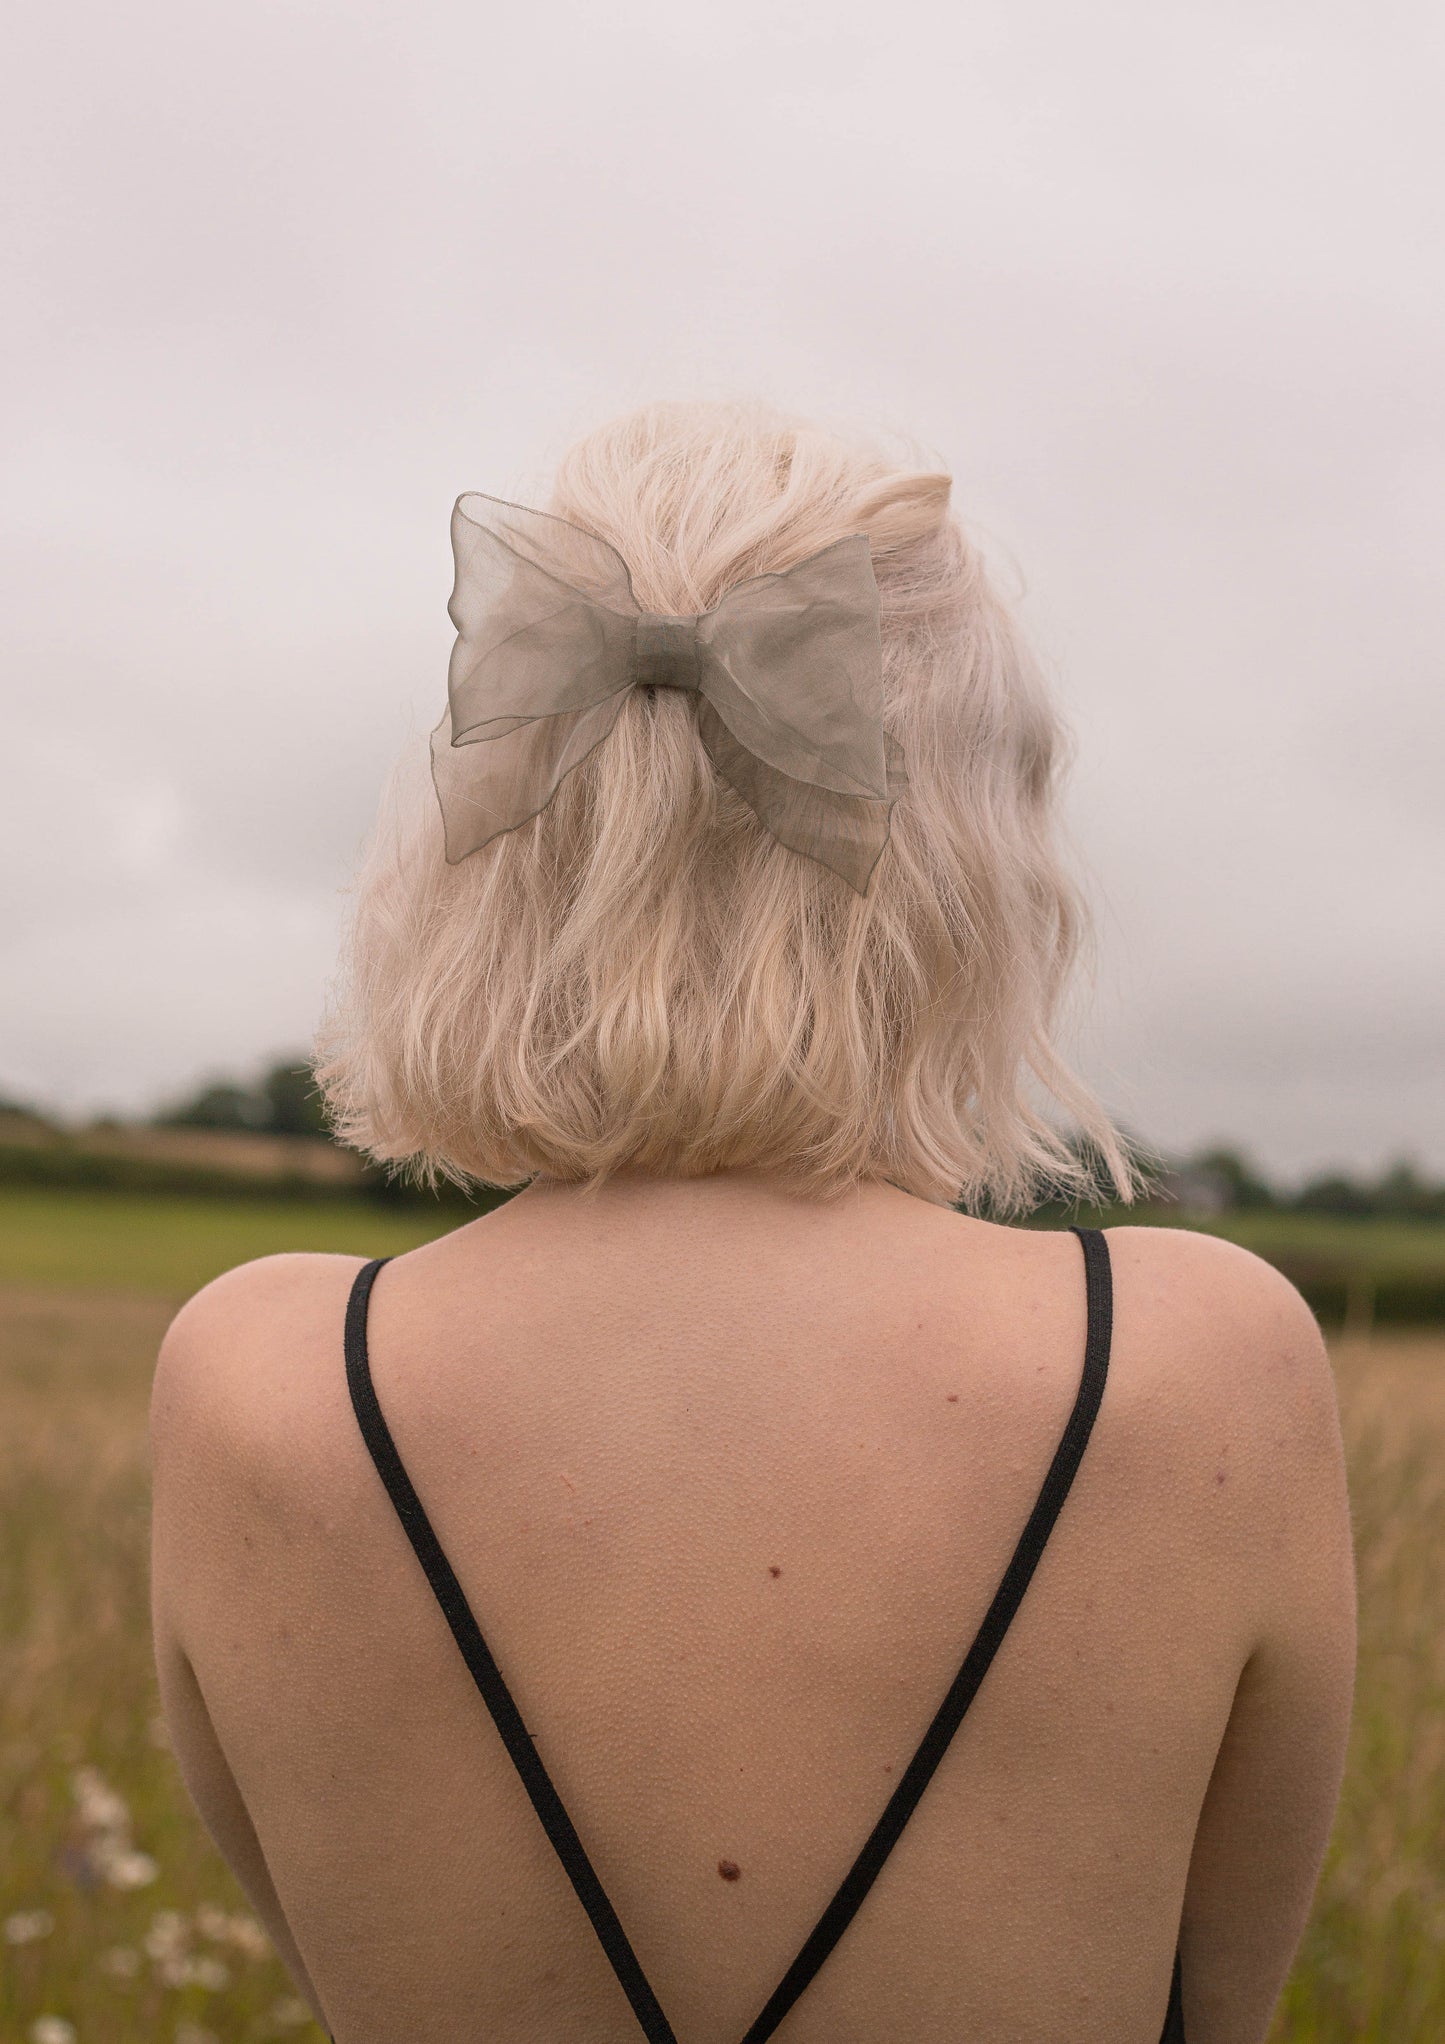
[0,1188,462,1298]
[4,1187,1445,1325]
[1039,1203,1445,1326]
[1145,1209,1445,1270]
[1078,1205,1445,1278]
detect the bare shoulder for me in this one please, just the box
[1103,1223,1330,1359]
[1100,1223,1344,1470]
[150,1251,369,1460]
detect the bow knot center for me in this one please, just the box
[633,614,700,691]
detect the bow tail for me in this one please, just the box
[696,701,908,897]
[431,692,630,863]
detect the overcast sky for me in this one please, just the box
[3,0,1441,1180]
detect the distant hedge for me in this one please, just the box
[0,1142,496,1212]
[1030,1203,1445,1330]
[3,1145,1442,1324]
[1254,1258,1445,1330]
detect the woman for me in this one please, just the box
[150,401,1356,2043]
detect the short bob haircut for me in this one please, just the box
[316,399,1136,1213]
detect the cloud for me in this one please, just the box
[2,0,1441,1172]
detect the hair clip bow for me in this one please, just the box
[431,491,908,894]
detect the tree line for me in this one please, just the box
[145,1059,1445,1221]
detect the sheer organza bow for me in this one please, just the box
[431,492,908,894]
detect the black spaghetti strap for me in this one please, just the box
[732,1223,1115,2041]
[344,1256,680,2044]
[342,1229,1182,2044]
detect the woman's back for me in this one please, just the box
[150,1170,1354,2043]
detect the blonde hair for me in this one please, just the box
[316,399,1136,1212]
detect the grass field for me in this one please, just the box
[3,1186,1444,1324]
[0,1189,457,1297]
[2,1192,1444,2040]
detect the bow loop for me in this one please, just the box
[432,491,907,894]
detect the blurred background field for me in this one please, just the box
[2,1184,1444,2041]
[6,1061,1445,1329]
[3,1186,1445,1327]
[0,1189,448,1298]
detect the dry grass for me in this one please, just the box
[1271,1334,1445,2038]
[1,1285,1442,2041]
[0,1287,326,2043]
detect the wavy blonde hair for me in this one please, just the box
[316,399,1136,1212]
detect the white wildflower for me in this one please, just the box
[144,1911,189,1961]
[269,1999,312,2029]
[194,1900,266,1955]
[153,1950,230,1989]
[71,1766,129,1832]
[30,2020,78,2044]
[224,1913,271,1960]
[5,1908,56,1944]
[102,1849,159,1891]
[102,1945,142,1980]
[67,1764,159,1889]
